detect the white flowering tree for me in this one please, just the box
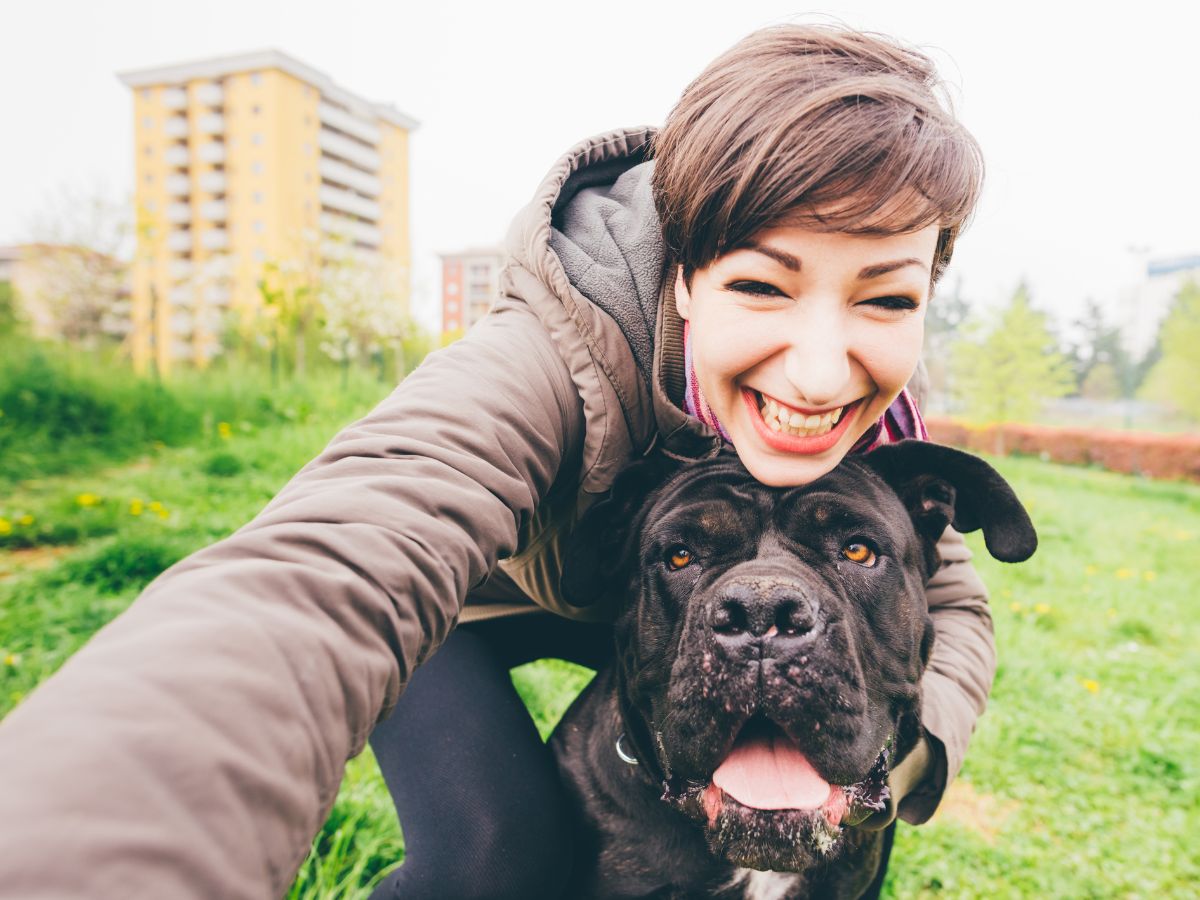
[318,254,408,383]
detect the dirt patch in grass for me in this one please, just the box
[931,779,1019,844]
[0,545,72,580]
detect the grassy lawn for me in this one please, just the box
[2,401,1197,896]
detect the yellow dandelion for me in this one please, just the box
[147,500,169,520]
[1114,567,1135,580]
[1142,571,1157,582]
[1084,565,1098,577]
[217,421,232,440]
[1034,602,1051,615]
[1080,679,1100,694]
[1009,601,1023,613]
[153,440,166,451]
[1106,608,1118,619]
[9,691,22,706]
[1174,530,1193,541]
[0,518,11,536]
[1002,589,1013,598]
[76,493,101,507]
[17,514,33,526]
[129,498,145,517]
[3,653,20,667]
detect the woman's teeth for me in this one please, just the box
[758,395,844,437]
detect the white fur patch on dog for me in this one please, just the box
[725,868,802,900]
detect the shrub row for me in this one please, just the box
[926,417,1200,482]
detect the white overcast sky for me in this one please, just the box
[2,0,1197,334]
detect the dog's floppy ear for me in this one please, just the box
[559,453,677,608]
[862,440,1037,563]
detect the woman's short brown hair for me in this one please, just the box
[651,24,983,285]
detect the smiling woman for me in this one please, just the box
[0,22,993,900]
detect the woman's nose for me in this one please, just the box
[780,311,852,408]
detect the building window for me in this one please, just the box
[253,248,266,262]
[252,133,263,146]
[253,221,265,234]
[446,282,459,295]
[253,191,264,204]
[303,142,313,155]
[144,174,154,184]
[251,73,262,86]
[252,161,264,175]
[252,105,261,116]
[447,300,458,312]
[144,145,153,156]
[142,116,154,129]
[141,88,152,100]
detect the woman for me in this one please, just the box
[0,24,991,900]
[367,24,989,900]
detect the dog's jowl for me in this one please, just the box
[552,441,1036,899]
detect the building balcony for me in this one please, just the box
[165,173,191,196]
[197,142,225,164]
[198,170,226,193]
[319,212,381,248]
[161,87,188,109]
[200,200,227,222]
[197,113,224,135]
[318,102,381,145]
[319,184,380,221]
[319,157,381,197]
[318,128,381,172]
[169,259,193,280]
[195,82,223,106]
[165,145,190,167]
[167,231,193,252]
[166,202,192,225]
[168,284,195,305]
[205,285,231,305]
[200,229,228,251]
[164,116,188,138]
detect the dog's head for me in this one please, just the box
[562,440,1036,872]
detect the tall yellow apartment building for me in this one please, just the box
[118,50,417,374]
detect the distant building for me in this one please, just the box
[439,246,505,335]
[1123,253,1200,360]
[0,243,131,343]
[118,50,418,374]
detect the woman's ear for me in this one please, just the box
[674,266,692,320]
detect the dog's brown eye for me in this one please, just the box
[841,543,877,567]
[667,547,692,570]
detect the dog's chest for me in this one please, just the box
[724,867,804,900]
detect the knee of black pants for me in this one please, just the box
[368,626,576,900]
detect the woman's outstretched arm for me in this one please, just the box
[0,298,583,899]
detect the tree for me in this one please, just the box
[949,282,1075,444]
[1069,298,1138,400]
[318,256,408,384]
[923,275,972,412]
[1139,280,1200,422]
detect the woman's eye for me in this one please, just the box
[666,546,693,570]
[727,280,784,297]
[862,295,919,311]
[841,542,877,567]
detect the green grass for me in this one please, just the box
[1,409,1198,896]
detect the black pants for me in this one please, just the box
[367,614,613,900]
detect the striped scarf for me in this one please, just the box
[681,321,928,451]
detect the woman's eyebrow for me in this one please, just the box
[857,258,927,280]
[732,242,802,271]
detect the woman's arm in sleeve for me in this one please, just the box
[894,525,995,824]
[0,298,584,899]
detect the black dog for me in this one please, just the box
[551,441,1036,899]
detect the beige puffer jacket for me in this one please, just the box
[0,128,993,898]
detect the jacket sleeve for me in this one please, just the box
[0,299,584,899]
[896,525,995,824]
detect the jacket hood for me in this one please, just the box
[503,128,721,493]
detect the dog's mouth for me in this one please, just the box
[661,718,891,868]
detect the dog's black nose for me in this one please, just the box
[709,580,820,646]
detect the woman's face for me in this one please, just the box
[676,222,939,487]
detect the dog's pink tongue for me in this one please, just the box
[712,730,832,810]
